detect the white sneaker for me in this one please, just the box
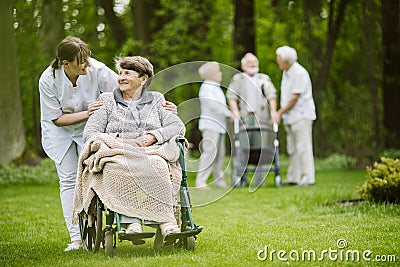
[64,242,82,251]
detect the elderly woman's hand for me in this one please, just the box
[136,134,157,147]
[163,101,178,114]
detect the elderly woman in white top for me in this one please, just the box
[195,62,234,189]
[39,37,176,251]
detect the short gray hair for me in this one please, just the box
[241,52,258,65]
[115,56,154,78]
[198,62,219,80]
[276,46,297,65]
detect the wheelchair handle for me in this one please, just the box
[177,137,186,143]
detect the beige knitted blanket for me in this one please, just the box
[72,133,184,224]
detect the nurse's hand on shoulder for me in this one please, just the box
[163,101,178,114]
[87,100,103,116]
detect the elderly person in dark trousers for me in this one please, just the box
[275,46,316,186]
[227,53,278,186]
[195,62,234,189]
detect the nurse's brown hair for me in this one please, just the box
[50,36,91,78]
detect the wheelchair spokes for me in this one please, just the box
[78,196,104,253]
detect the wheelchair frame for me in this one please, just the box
[78,138,203,257]
[231,118,281,188]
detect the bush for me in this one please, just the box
[358,157,400,203]
[0,158,58,186]
[315,153,356,170]
[377,149,400,160]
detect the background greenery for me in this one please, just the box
[7,0,398,164]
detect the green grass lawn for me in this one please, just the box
[1,168,399,266]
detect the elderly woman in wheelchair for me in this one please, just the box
[72,56,201,255]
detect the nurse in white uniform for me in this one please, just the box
[39,36,176,251]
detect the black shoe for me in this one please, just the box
[282,181,298,186]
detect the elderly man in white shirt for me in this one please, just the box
[276,46,316,186]
[195,62,234,189]
[226,53,277,186]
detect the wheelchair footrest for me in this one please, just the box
[118,231,155,245]
[163,225,203,244]
[182,225,203,237]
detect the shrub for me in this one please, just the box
[377,149,400,160]
[0,158,58,186]
[315,153,356,170]
[358,157,400,203]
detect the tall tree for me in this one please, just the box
[233,0,255,64]
[98,0,127,49]
[39,0,64,62]
[35,0,64,156]
[130,0,160,55]
[314,0,350,96]
[362,0,381,147]
[311,0,350,155]
[382,0,400,147]
[0,0,26,163]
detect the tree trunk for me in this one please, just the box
[36,0,64,157]
[98,0,127,49]
[382,0,400,147]
[0,0,26,163]
[312,0,349,155]
[362,0,381,147]
[39,0,64,62]
[130,0,160,55]
[314,0,349,96]
[233,0,255,64]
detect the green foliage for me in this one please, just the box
[377,149,400,160]
[0,158,58,186]
[274,153,356,172]
[358,157,400,203]
[147,0,216,69]
[13,0,44,152]
[12,0,389,161]
[315,153,357,170]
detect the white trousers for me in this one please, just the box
[284,120,315,184]
[195,130,227,187]
[55,142,81,242]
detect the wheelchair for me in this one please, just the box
[78,138,203,257]
[231,117,281,188]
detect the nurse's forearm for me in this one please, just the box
[52,111,89,127]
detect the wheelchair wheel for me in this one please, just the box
[93,197,103,253]
[104,230,114,257]
[182,225,196,251]
[78,214,93,251]
[183,235,196,251]
[153,228,173,251]
[78,196,103,253]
